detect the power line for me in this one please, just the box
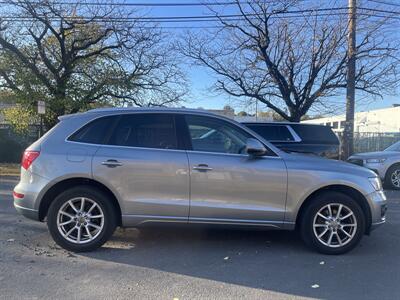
[0,1,244,7]
[360,6,400,14]
[1,6,400,24]
[0,13,352,23]
[1,6,399,21]
[366,0,400,8]
[2,11,400,25]
[0,7,352,21]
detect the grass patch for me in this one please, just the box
[0,163,20,177]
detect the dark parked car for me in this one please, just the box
[243,122,340,159]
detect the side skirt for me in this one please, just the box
[121,214,295,230]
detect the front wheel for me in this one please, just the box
[300,191,365,255]
[385,164,400,190]
[47,186,117,252]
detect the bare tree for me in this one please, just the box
[0,0,187,127]
[179,0,399,121]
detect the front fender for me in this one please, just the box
[284,170,375,224]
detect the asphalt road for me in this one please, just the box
[1,176,399,300]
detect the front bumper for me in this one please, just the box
[366,190,387,232]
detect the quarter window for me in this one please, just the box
[108,114,178,150]
[185,115,252,154]
[68,116,115,144]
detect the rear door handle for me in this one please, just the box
[193,164,213,171]
[101,159,123,168]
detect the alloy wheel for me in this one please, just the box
[56,197,105,244]
[313,203,357,248]
[391,169,400,188]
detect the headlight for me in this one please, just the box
[366,158,386,164]
[369,177,383,191]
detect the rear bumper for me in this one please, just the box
[14,203,40,221]
[13,171,50,222]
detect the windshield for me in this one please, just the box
[385,140,400,152]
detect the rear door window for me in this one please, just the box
[108,114,178,150]
[247,124,295,142]
[68,116,116,144]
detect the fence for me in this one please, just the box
[0,124,40,163]
[337,132,400,154]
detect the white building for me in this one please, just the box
[303,105,400,133]
[206,106,273,122]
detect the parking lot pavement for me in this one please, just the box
[1,177,399,300]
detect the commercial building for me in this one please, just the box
[303,105,400,133]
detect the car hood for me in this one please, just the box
[283,152,377,178]
[350,151,400,159]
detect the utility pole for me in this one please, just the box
[342,0,356,159]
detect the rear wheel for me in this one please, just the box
[385,164,400,190]
[47,186,117,252]
[300,191,365,255]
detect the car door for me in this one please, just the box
[92,113,190,225]
[184,115,287,226]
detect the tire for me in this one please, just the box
[47,186,117,252]
[385,164,400,190]
[300,191,365,255]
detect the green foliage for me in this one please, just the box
[2,106,37,134]
[0,2,186,128]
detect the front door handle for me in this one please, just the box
[101,159,123,168]
[193,164,213,171]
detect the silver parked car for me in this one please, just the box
[14,108,387,254]
[348,141,400,190]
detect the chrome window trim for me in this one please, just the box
[64,111,281,157]
[185,149,283,159]
[64,140,188,154]
[65,140,282,159]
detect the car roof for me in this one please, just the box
[242,121,325,126]
[59,107,226,121]
[87,107,210,114]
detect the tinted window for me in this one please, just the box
[290,124,339,144]
[69,116,115,144]
[247,124,294,141]
[108,114,178,149]
[186,116,252,154]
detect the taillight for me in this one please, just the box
[13,191,24,199]
[21,150,40,170]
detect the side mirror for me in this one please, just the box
[246,138,267,156]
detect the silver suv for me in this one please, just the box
[14,108,387,254]
[348,141,400,190]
